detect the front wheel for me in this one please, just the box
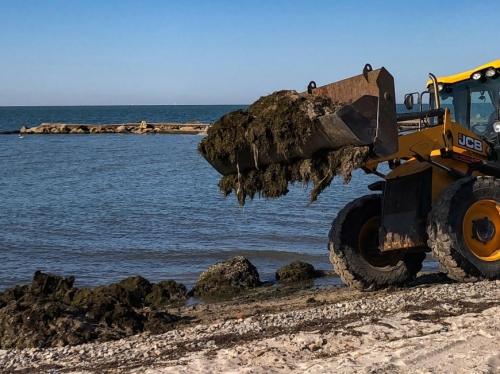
[328,194,426,290]
[427,176,500,282]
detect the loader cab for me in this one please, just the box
[427,60,500,144]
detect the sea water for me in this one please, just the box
[0,105,436,290]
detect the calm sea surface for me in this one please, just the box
[0,105,436,290]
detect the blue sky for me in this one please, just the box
[0,0,498,106]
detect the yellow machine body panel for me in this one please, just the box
[426,59,500,86]
[383,156,468,201]
[364,109,495,252]
[365,110,491,177]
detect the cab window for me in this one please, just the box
[436,78,500,138]
[470,91,495,135]
[439,95,455,122]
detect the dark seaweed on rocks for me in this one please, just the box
[276,261,317,282]
[118,275,153,307]
[0,272,183,349]
[146,280,189,306]
[198,90,370,205]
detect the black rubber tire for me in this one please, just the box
[427,176,500,282]
[328,194,426,290]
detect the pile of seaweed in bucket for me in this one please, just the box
[198,90,371,205]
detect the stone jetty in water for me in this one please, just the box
[8,121,209,135]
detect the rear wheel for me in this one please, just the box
[328,194,426,290]
[427,176,500,281]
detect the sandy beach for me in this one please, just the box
[2,273,500,373]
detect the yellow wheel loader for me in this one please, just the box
[201,59,500,289]
[324,60,500,289]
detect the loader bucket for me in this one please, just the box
[308,66,398,158]
[203,66,398,176]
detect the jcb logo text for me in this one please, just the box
[458,133,483,152]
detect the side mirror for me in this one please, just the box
[404,94,414,110]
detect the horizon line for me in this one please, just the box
[1,102,409,108]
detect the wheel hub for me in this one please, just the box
[358,216,403,267]
[463,199,500,261]
[472,217,496,243]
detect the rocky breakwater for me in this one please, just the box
[19,120,209,135]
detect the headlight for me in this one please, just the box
[493,121,500,133]
[472,72,483,80]
[485,68,497,77]
[437,83,444,91]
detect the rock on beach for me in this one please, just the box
[276,260,316,282]
[192,256,262,297]
[146,280,189,306]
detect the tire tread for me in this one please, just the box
[427,176,500,282]
[329,195,425,290]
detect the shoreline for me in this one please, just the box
[2,273,500,373]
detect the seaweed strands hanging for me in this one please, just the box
[198,90,371,205]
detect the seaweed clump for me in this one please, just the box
[218,145,369,205]
[0,272,186,349]
[198,90,370,205]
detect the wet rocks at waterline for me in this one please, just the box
[191,256,262,297]
[0,271,184,349]
[276,261,317,282]
[0,257,319,349]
